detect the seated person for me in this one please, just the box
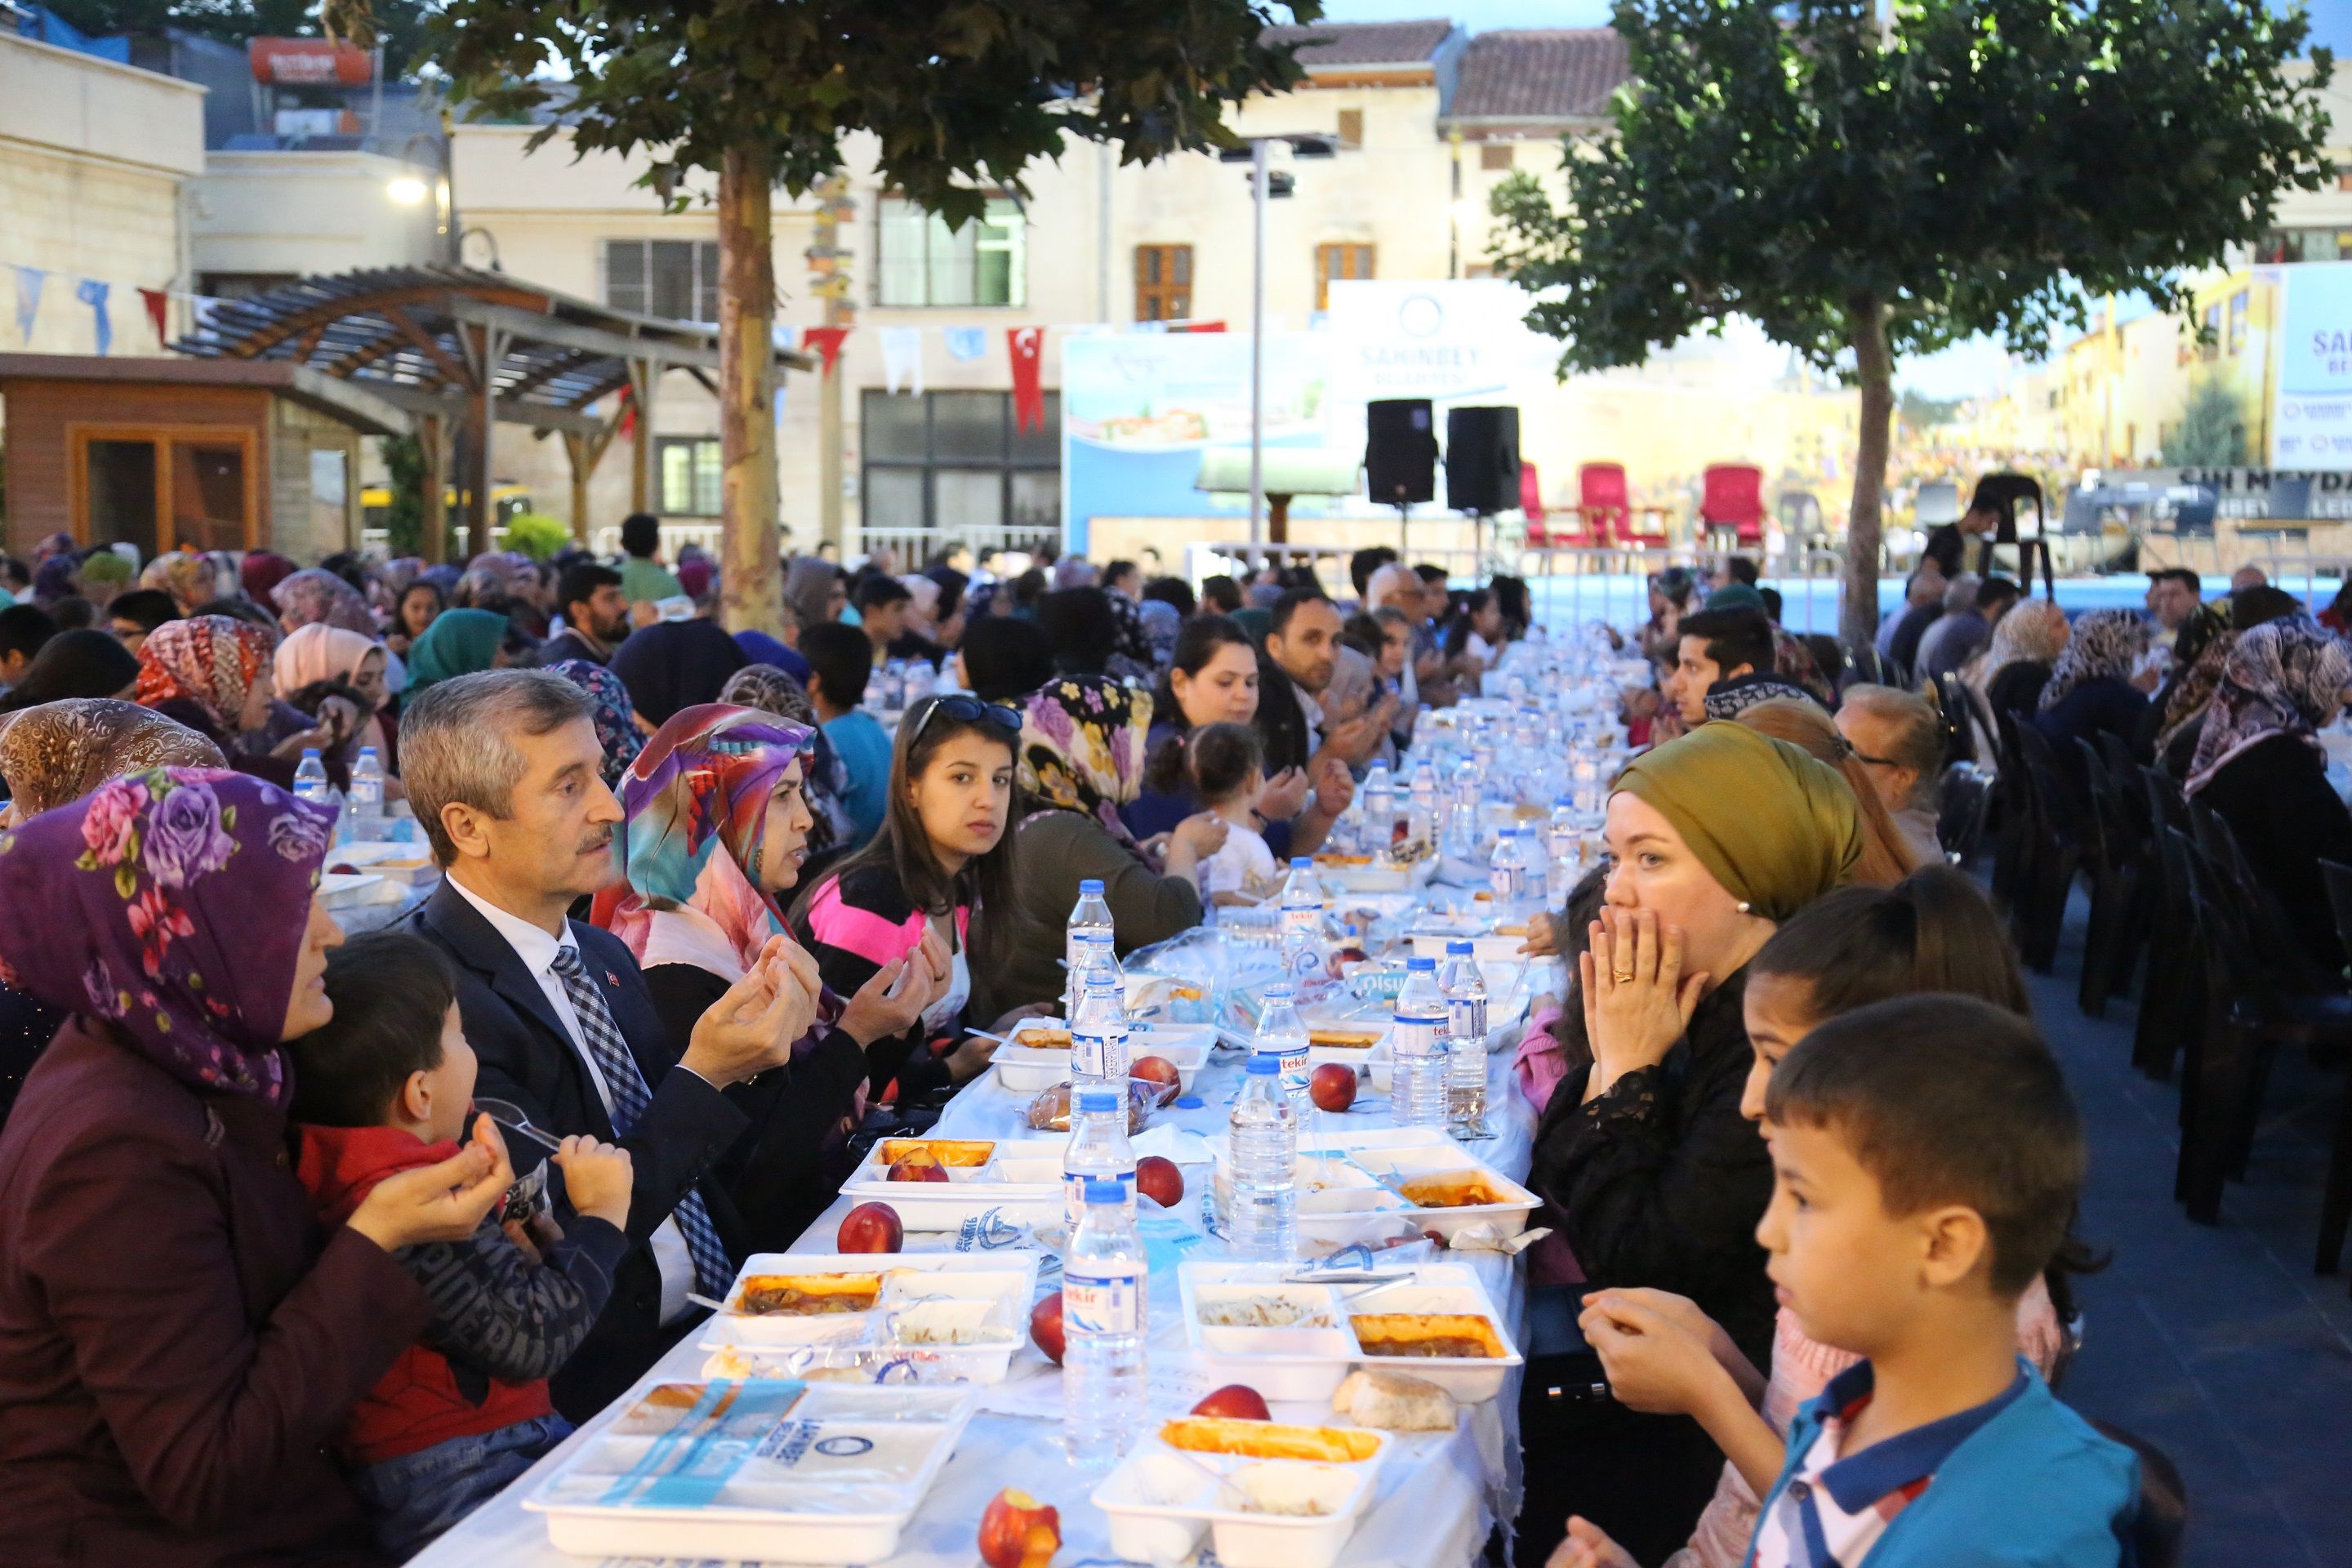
[1669,608,1815,727]
[290,932,634,1558]
[801,621,892,846]
[1187,722,1278,906]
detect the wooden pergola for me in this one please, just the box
[174,265,813,560]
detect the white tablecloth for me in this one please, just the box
[411,1020,1543,1568]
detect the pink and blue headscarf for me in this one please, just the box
[591,702,815,976]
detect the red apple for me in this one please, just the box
[1135,1154,1184,1209]
[978,1487,1061,1568]
[836,1200,902,1254]
[1309,1062,1359,1112]
[1191,1383,1272,1421]
[1130,1054,1180,1090]
[1029,1292,1066,1365]
[888,1158,951,1183]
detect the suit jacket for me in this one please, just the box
[403,881,750,1419]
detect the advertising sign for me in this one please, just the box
[2273,261,2352,470]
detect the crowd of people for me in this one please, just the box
[0,513,2318,1566]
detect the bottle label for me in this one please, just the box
[1281,902,1320,939]
[1447,996,1488,1041]
[1063,1272,1142,1336]
[1071,1027,1126,1081]
[1277,1041,1310,1098]
[1392,1017,1441,1058]
[1064,1170,1135,1232]
[1489,864,1521,900]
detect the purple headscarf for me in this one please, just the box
[273,568,377,637]
[0,768,336,1103]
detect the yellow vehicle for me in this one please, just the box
[359,483,535,532]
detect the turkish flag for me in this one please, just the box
[138,287,168,344]
[803,325,852,374]
[1007,326,1045,432]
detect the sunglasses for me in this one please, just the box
[909,693,1022,743]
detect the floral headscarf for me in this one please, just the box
[1971,598,2068,696]
[140,551,220,614]
[0,700,224,821]
[2153,606,2237,761]
[2185,619,2352,797]
[719,664,853,853]
[273,568,376,637]
[0,768,336,1102]
[546,659,645,787]
[1018,676,1152,854]
[2036,608,2145,714]
[1771,626,1835,707]
[591,703,816,978]
[134,616,278,733]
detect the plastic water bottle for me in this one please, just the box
[1065,878,1115,1018]
[1227,1054,1298,1262]
[1069,970,1129,1094]
[1062,1178,1147,1469]
[1392,956,1449,1129]
[1256,983,1311,1116]
[1441,941,1490,1138]
[292,748,338,838]
[348,747,385,841]
[1276,858,1326,987]
[1446,759,1482,858]
[1407,759,1439,847]
[1361,762,1396,857]
[1062,1086,1136,1230]
[1548,795,1580,902]
[903,658,937,705]
[1489,826,1530,920]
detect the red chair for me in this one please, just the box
[1700,463,1766,546]
[1572,462,1628,546]
[1518,461,1552,545]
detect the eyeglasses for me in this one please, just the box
[909,693,1022,744]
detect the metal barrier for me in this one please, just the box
[850,524,1057,566]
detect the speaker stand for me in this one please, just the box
[1394,501,1412,566]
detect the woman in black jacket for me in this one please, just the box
[1521,721,1862,1568]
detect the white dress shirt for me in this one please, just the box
[446,874,697,1325]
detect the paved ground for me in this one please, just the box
[2034,899,2352,1566]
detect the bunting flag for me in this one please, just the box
[942,326,987,361]
[138,287,169,344]
[12,266,42,345]
[802,325,851,374]
[879,326,923,396]
[75,278,111,355]
[1006,326,1045,432]
[1170,319,1228,334]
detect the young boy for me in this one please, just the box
[803,619,891,846]
[1743,994,2136,1566]
[290,932,636,1558]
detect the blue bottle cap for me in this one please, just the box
[360,746,379,760]
[1290,857,1313,871]
[1080,879,1105,894]
[301,747,321,760]
[1246,1054,1281,1074]
[1266,983,1294,1000]
[1407,956,1437,971]
[1076,1088,1121,1114]
[1085,1178,1126,1205]
[1446,940,1474,955]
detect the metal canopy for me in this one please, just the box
[172,265,813,559]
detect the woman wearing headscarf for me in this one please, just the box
[0,628,140,715]
[29,532,76,567]
[271,568,377,639]
[719,664,853,857]
[2033,607,2149,773]
[546,659,646,789]
[1524,721,1861,1564]
[1967,595,2069,715]
[591,705,937,1254]
[74,548,131,610]
[785,558,847,630]
[139,550,220,615]
[0,702,225,1117]
[31,555,80,609]
[134,617,352,789]
[2185,619,2352,972]
[733,626,813,684]
[609,617,748,730]
[1730,698,1924,889]
[240,550,297,607]
[0,768,508,1563]
[403,607,513,697]
[982,677,1223,1018]
[274,623,394,776]
[2140,602,2234,777]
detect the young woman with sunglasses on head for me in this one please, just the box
[792,693,1024,1108]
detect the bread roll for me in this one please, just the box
[1332,1368,1458,1431]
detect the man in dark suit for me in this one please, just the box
[398,669,817,1418]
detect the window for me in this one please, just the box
[1337,109,1363,149]
[1135,245,1193,322]
[2201,303,2221,363]
[861,390,1061,537]
[2339,166,2352,193]
[2227,289,2249,357]
[1315,243,1375,310]
[875,196,1027,307]
[604,239,720,322]
[1481,144,1514,172]
[657,437,723,515]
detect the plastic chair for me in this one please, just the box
[2312,859,2352,1277]
[2072,738,2145,1019]
[1935,761,1993,866]
[1699,464,1766,546]
[2008,724,2086,973]
[1571,462,1628,547]
[2087,1420,2187,1568]
[2132,767,2194,1080]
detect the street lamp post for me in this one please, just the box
[1221,133,1334,556]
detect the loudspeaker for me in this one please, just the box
[1365,399,1437,505]
[1445,405,1521,514]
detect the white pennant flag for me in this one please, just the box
[879,326,923,397]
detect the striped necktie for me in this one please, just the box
[548,946,732,1296]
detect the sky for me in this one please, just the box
[1317,0,2349,401]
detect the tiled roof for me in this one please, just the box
[1262,18,1455,69]
[1448,28,1631,120]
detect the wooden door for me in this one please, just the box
[69,424,259,556]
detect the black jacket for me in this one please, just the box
[401,882,751,1419]
[1527,967,1776,1367]
[2194,732,2352,973]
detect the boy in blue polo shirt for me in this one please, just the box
[1735,994,2136,1568]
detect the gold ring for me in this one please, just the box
[1612,969,1635,982]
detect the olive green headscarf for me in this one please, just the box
[1610,720,1863,921]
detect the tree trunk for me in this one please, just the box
[718,141,782,635]
[1842,296,1895,656]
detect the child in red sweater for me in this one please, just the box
[291,931,634,1557]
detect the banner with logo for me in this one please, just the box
[2274,261,2352,470]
